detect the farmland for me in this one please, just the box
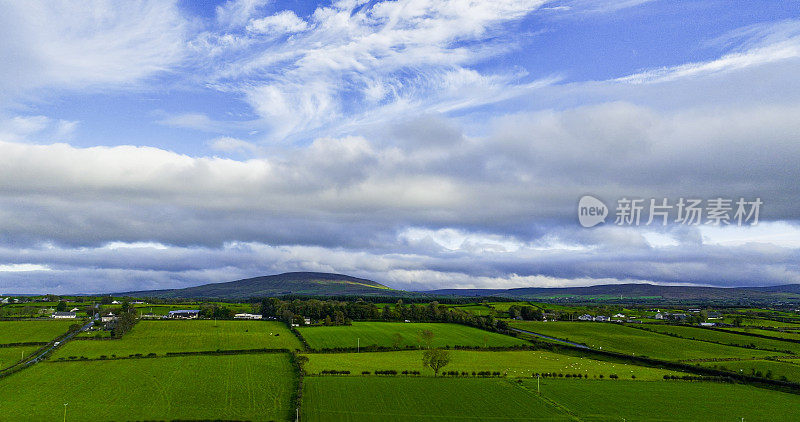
[531,379,800,421]
[52,320,301,359]
[298,322,528,350]
[302,349,686,380]
[510,321,779,361]
[0,345,40,369]
[723,327,800,341]
[640,324,800,354]
[0,320,77,344]
[0,353,295,421]
[700,359,800,383]
[302,376,570,421]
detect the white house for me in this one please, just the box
[70,307,80,312]
[101,313,116,323]
[578,314,593,321]
[594,316,610,322]
[234,313,262,320]
[655,312,666,320]
[111,300,121,305]
[613,313,625,318]
[52,312,76,319]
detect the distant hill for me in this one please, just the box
[426,283,800,301]
[119,272,402,299]
[118,271,800,303]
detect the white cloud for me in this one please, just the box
[619,20,800,84]
[208,136,262,155]
[0,264,51,272]
[0,1,188,98]
[247,10,309,35]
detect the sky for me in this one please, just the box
[1,0,799,294]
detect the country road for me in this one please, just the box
[0,318,95,378]
[510,327,590,349]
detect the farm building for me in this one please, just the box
[234,313,262,320]
[168,310,200,319]
[52,312,76,319]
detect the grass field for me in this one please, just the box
[302,349,686,380]
[302,376,570,421]
[52,320,301,359]
[529,379,800,421]
[641,324,800,354]
[297,322,527,350]
[0,320,77,344]
[0,345,40,369]
[510,321,778,361]
[723,327,800,341]
[700,359,800,383]
[723,317,800,328]
[0,353,295,421]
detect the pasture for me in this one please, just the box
[0,353,295,421]
[701,359,800,383]
[723,327,800,341]
[297,322,527,350]
[302,349,686,380]
[531,379,800,421]
[0,345,40,369]
[0,320,77,344]
[51,320,301,359]
[302,376,570,421]
[641,324,800,354]
[510,321,778,361]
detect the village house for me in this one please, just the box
[234,313,262,320]
[655,312,666,320]
[52,311,76,319]
[101,312,116,323]
[578,314,593,321]
[594,315,610,322]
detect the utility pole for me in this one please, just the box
[537,375,540,394]
[63,403,68,422]
[357,337,360,353]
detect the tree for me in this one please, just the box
[392,333,404,349]
[419,329,434,349]
[55,301,67,312]
[422,349,450,376]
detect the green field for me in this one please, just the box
[641,324,800,354]
[0,353,295,421]
[302,376,570,421]
[303,349,686,380]
[723,327,800,341]
[0,345,40,369]
[0,320,77,344]
[510,321,778,361]
[530,379,800,421]
[297,322,527,350]
[52,320,301,359]
[701,359,800,383]
[723,317,800,328]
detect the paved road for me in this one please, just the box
[510,327,590,349]
[0,319,95,377]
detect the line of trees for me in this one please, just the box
[258,298,514,333]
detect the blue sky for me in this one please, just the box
[1,0,799,294]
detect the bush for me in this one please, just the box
[362,371,371,375]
